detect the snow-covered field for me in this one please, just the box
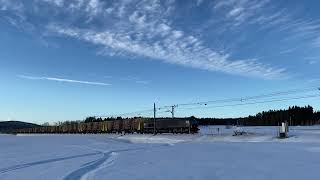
[1,126,320,180]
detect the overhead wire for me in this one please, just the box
[94,86,320,118]
[163,86,320,108]
[176,94,320,111]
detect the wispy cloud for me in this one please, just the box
[123,76,149,85]
[308,60,318,65]
[4,0,320,80]
[47,22,285,79]
[18,75,110,86]
[0,0,23,12]
[215,0,271,25]
[307,78,320,84]
[0,0,289,80]
[135,80,149,85]
[107,75,150,85]
[303,56,319,65]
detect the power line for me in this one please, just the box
[94,86,320,118]
[164,86,320,108]
[176,94,320,112]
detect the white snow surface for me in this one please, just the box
[1,126,320,180]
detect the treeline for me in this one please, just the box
[83,117,189,123]
[39,117,143,127]
[84,116,143,123]
[65,105,320,126]
[198,105,320,126]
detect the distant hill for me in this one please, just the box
[0,121,40,133]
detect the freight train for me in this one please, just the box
[15,118,199,134]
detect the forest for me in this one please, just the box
[80,105,320,126]
[198,105,320,126]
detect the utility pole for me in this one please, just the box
[289,116,291,132]
[171,105,175,119]
[153,103,156,135]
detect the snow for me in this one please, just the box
[1,126,320,180]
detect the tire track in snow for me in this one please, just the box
[63,151,117,180]
[80,152,118,180]
[0,152,100,174]
[63,147,146,180]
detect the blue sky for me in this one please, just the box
[0,0,319,123]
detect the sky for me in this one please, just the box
[0,0,320,124]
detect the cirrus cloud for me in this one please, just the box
[4,0,320,80]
